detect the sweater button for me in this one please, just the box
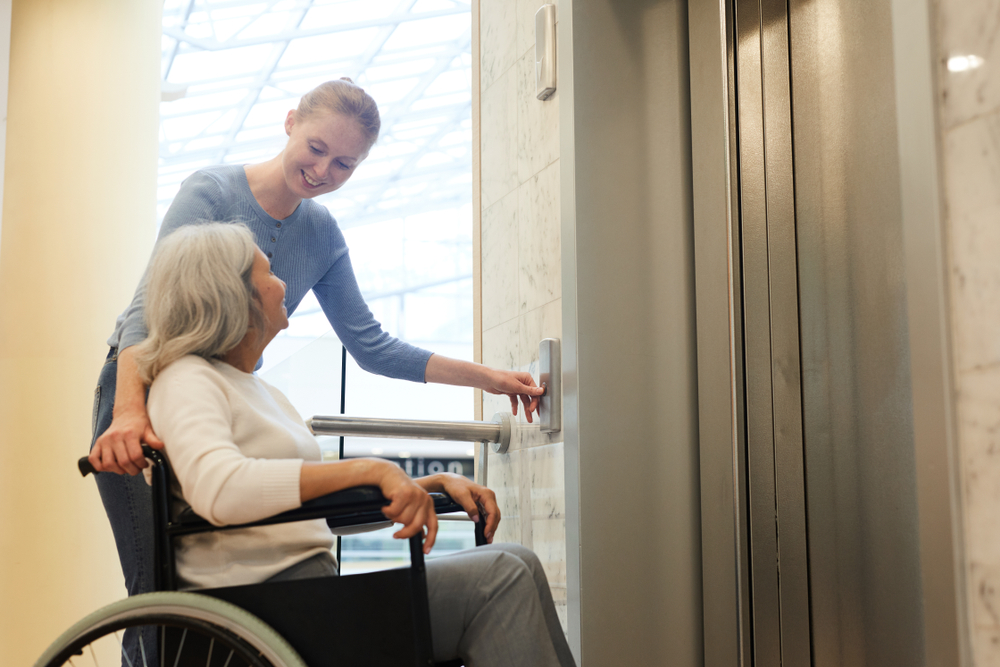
[271,237,276,243]
[276,222,282,228]
[267,252,273,258]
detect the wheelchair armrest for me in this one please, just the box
[80,445,484,544]
[172,485,389,535]
[171,487,470,536]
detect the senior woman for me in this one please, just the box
[89,79,544,646]
[132,223,575,667]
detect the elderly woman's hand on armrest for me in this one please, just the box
[301,458,439,553]
[415,474,500,544]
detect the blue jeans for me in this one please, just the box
[91,347,157,666]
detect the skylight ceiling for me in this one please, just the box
[159,0,473,230]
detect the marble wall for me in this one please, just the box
[479,0,568,631]
[934,0,1000,662]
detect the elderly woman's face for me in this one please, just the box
[251,248,288,338]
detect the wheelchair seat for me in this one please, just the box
[55,448,485,667]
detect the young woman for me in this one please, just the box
[134,223,574,666]
[88,79,545,659]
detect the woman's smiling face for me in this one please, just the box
[280,109,370,200]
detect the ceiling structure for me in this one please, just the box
[158,0,477,459]
[159,0,473,231]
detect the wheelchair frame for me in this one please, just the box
[52,448,487,667]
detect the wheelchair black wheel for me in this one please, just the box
[34,591,307,667]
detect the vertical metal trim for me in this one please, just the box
[337,344,347,570]
[689,0,750,663]
[734,0,783,664]
[472,0,484,471]
[558,1,583,662]
[759,0,811,663]
[726,0,753,658]
[539,338,562,434]
[477,441,489,486]
[890,0,969,664]
[472,0,483,426]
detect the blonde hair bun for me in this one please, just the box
[297,79,380,147]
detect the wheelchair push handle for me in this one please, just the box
[78,456,95,477]
[78,445,162,477]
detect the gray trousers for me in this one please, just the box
[269,543,576,667]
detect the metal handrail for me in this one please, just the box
[307,414,511,447]
[307,413,513,487]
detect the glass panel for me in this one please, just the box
[260,329,477,575]
[259,330,346,462]
[162,0,475,576]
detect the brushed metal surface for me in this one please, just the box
[891,0,969,663]
[694,1,964,665]
[688,0,751,661]
[477,441,489,486]
[309,415,504,445]
[560,0,701,664]
[734,1,782,664]
[759,0,811,662]
[789,0,925,663]
[489,412,512,454]
[539,338,562,433]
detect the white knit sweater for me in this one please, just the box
[146,355,334,589]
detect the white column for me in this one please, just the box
[0,1,160,663]
[0,0,11,261]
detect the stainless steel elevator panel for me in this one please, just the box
[561,1,702,664]
[789,0,925,664]
[734,0,811,663]
[694,0,963,664]
[730,0,924,663]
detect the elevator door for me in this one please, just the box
[731,0,926,664]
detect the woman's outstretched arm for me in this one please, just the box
[424,354,544,422]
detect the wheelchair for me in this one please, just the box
[35,447,487,667]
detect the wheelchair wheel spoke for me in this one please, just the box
[172,628,187,667]
[116,630,134,667]
[36,592,305,667]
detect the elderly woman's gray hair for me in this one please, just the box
[133,223,264,383]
